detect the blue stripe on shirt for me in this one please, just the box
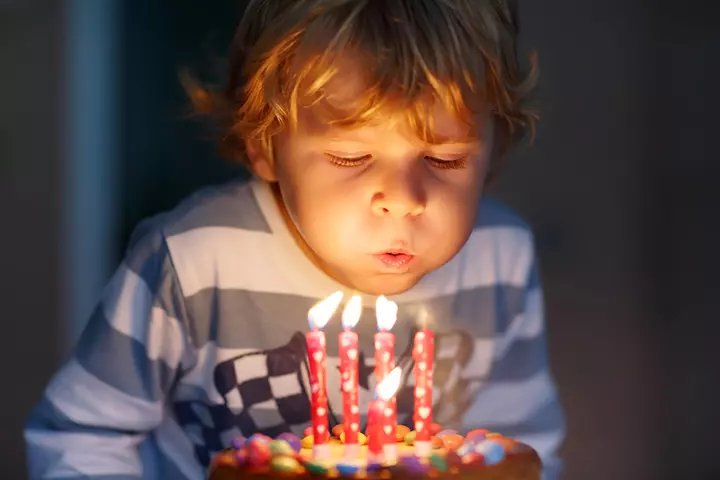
[74,305,176,401]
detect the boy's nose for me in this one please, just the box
[371,175,426,218]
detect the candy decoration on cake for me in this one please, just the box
[476,439,507,465]
[413,325,435,457]
[374,296,398,462]
[339,296,361,460]
[367,367,402,464]
[210,427,541,479]
[306,291,344,459]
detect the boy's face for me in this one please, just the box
[249,68,491,295]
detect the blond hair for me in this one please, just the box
[186,0,537,178]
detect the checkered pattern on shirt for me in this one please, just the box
[174,333,312,467]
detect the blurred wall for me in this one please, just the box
[492,1,662,478]
[0,0,64,477]
[647,1,719,477]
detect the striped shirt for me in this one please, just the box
[25,178,564,479]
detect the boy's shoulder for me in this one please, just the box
[126,178,268,252]
[475,195,533,234]
[461,196,536,266]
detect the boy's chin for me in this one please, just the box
[345,272,424,296]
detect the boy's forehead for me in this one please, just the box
[300,62,483,143]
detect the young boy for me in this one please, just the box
[26,1,564,479]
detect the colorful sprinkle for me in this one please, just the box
[476,440,506,465]
[340,432,368,445]
[246,438,272,466]
[337,463,361,477]
[301,435,314,449]
[467,428,489,438]
[431,436,444,449]
[441,434,465,452]
[398,456,429,475]
[230,437,246,450]
[466,430,488,444]
[429,423,443,435]
[429,452,448,472]
[304,427,313,437]
[395,425,411,441]
[332,424,345,437]
[276,433,302,453]
[366,462,384,473]
[404,431,416,445]
[271,455,303,473]
[269,439,296,457]
[456,441,475,457]
[436,429,458,439]
[304,461,328,475]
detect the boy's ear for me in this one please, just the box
[246,139,278,182]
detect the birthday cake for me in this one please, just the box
[209,295,541,479]
[208,425,541,479]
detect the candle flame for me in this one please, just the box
[376,367,402,401]
[308,291,343,330]
[376,296,398,331]
[342,295,362,330]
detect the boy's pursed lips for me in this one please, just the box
[371,248,416,270]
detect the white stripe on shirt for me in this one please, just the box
[167,225,534,300]
[45,359,162,431]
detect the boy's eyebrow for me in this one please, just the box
[320,131,479,147]
[316,121,481,144]
[427,134,479,146]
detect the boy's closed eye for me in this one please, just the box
[324,153,471,170]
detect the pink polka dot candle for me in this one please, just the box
[368,367,402,464]
[306,291,343,460]
[374,296,398,462]
[412,327,435,457]
[339,295,361,459]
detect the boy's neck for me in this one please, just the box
[268,182,354,290]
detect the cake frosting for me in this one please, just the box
[208,426,541,480]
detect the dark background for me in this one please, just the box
[2,0,719,478]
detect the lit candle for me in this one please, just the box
[339,295,361,460]
[368,367,402,464]
[306,291,343,460]
[412,327,435,457]
[374,296,398,462]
